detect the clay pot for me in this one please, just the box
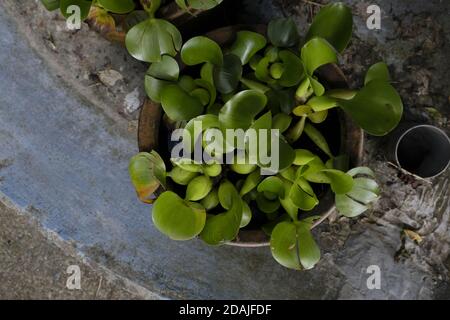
[137,26,364,248]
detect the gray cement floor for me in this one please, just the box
[0,0,449,299]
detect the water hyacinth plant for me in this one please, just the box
[41,1,403,270]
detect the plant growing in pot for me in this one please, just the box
[41,1,403,270]
[130,2,404,270]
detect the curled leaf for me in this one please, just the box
[230,31,267,65]
[181,36,223,66]
[305,2,353,53]
[153,191,206,241]
[268,17,301,47]
[129,152,166,204]
[126,18,182,63]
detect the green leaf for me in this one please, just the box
[304,123,333,158]
[278,50,305,87]
[338,80,403,136]
[200,181,243,245]
[168,166,198,186]
[257,177,285,198]
[213,54,243,94]
[129,152,166,204]
[147,55,179,82]
[301,37,338,76]
[335,167,380,218]
[144,75,170,103]
[293,149,316,166]
[60,0,92,20]
[240,201,252,228]
[364,62,390,85]
[270,219,320,270]
[256,193,280,214]
[268,17,301,48]
[160,84,204,121]
[219,90,267,130]
[255,57,275,84]
[186,176,213,201]
[322,169,354,194]
[239,170,262,197]
[305,2,353,53]
[240,78,271,94]
[41,0,60,11]
[272,113,292,133]
[181,36,223,66]
[279,180,299,221]
[307,96,339,112]
[230,31,267,65]
[98,0,135,14]
[125,19,182,63]
[201,188,220,211]
[289,178,319,211]
[153,191,206,241]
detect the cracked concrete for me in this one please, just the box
[0,0,449,299]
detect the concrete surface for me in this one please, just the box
[0,0,449,299]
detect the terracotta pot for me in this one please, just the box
[138,25,364,248]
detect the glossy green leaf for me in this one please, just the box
[178,75,197,92]
[270,219,320,270]
[203,163,222,177]
[147,55,179,82]
[272,113,292,133]
[289,178,319,211]
[278,50,305,87]
[200,181,243,245]
[129,152,166,204]
[364,62,390,85]
[240,201,252,228]
[293,149,316,166]
[240,78,270,93]
[230,31,267,65]
[160,84,204,121]
[304,123,333,158]
[338,80,403,136]
[307,95,339,112]
[305,2,353,53]
[153,191,206,241]
[322,169,354,194]
[335,167,380,218]
[186,176,213,201]
[219,90,267,130]
[286,116,306,144]
[171,158,204,173]
[126,19,182,63]
[268,17,301,48]
[60,0,92,20]
[255,56,275,84]
[239,170,262,197]
[257,177,285,198]
[201,188,220,211]
[168,166,198,186]
[98,0,135,14]
[256,194,280,214]
[196,78,217,107]
[213,54,243,94]
[301,37,338,76]
[279,180,299,221]
[181,36,223,66]
[145,76,169,103]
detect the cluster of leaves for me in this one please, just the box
[40,0,402,270]
[40,0,224,52]
[129,3,403,270]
